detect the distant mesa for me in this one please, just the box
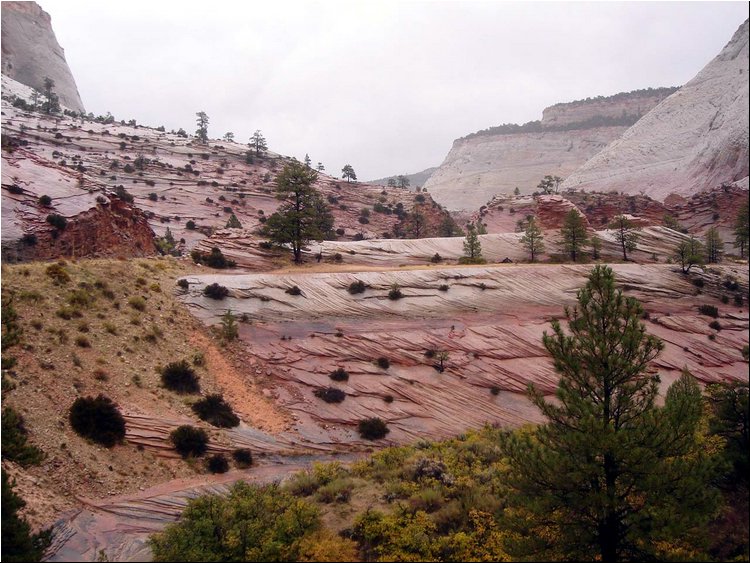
[424,88,676,211]
[1,1,85,112]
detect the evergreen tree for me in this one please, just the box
[537,174,562,194]
[609,214,640,261]
[195,111,209,144]
[705,226,724,263]
[222,132,234,142]
[387,177,397,188]
[501,266,720,562]
[460,223,485,264]
[341,164,357,183]
[262,161,333,263]
[397,175,410,189]
[2,470,50,561]
[733,199,749,258]
[250,130,267,157]
[225,214,242,229]
[520,216,545,262]
[304,153,312,168]
[514,187,521,196]
[675,235,704,273]
[590,234,602,260]
[561,208,588,262]
[316,162,325,172]
[41,77,60,114]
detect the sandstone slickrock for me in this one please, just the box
[1,1,85,112]
[424,89,676,211]
[561,19,749,200]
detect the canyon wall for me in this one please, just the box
[561,19,749,200]
[424,88,675,211]
[1,1,85,112]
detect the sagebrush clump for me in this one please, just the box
[191,394,239,428]
[170,425,208,458]
[68,395,126,448]
[161,360,200,394]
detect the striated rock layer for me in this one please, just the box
[562,19,749,200]
[424,89,675,211]
[1,1,85,112]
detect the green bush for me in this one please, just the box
[698,305,719,318]
[46,214,67,231]
[232,448,253,468]
[161,360,200,394]
[149,482,320,562]
[38,194,52,207]
[177,278,189,289]
[376,357,390,369]
[170,425,208,458]
[203,283,229,300]
[329,368,349,382]
[191,394,239,428]
[314,387,346,403]
[315,477,354,503]
[358,417,390,440]
[68,395,126,448]
[285,285,302,296]
[348,280,366,294]
[206,453,229,474]
[2,407,44,467]
[388,284,403,300]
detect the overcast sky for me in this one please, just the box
[39,0,748,181]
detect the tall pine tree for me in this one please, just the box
[501,265,720,562]
[561,209,588,262]
[733,199,749,258]
[520,216,545,262]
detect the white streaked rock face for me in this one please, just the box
[1,1,85,112]
[561,19,749,200]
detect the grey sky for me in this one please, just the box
[39,0,748,181]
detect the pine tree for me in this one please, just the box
[705,226,724,263]
[250,130,267,157]
[733,199,749,258]
[222,132,234,142]
[590,234,602,260]
[561,209,588,262]
[520,216,545,262]
[675,235,704,273]
[41,77,60,114]
[387,178,397,188]
[304,154,312,168]
[316,162,325,172]
[195,112,209,144]
[397,175,410,189]
[460,223,485,264]
[341,164,357,183]
[537,174,562,194]
[2,470,50,561]
[225,214,242,229]
[262,161,333,263]
[501,266,720,562]
[609,214,640,261]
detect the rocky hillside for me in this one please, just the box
[423,88,676,211]
[1,1,85,112]
[368,166,438,190]
[562,19,749,200]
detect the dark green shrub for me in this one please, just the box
[388,285,403,300]
[148,192,158,201]
[191,394,239,428]
[21,233,37,246]
[177,278,189,289]
[358,417,389,440]
[709,320,722,331]
[314,387,346,403]
[698,305,719,318]
[46,214,67,230]
[734,293,744,307]
[232,448,253,468]
[170,425,208,458]
[204,283,229,300]
[285,285,302,296]
[2,407,44,467]
[161,360,200,394]
[329,368,349,382]
[692,277,705,288]
[376,357,390,369]
[206,453,229,474]
[68,395,126,448]
[490,386,500,396]
[348,280,366,295]
[38,194,52,206]
[430,253,442,263]
[438,284,449,292]
[114,185,134,203]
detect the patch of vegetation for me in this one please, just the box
[206,453,229,474]
[285,285,302,296]
[203,283,229,300]
[46,214,67,231]
[699,304,719,318]
[313,387,346,403]
[191,247,235,269]
[169,425,208,458]
[161,360,200,394]
[388,284,403,300]
[68,395,126,448]
[1,407,44,467]
[348,280,366,294]
[232,448,253,468]
[45,263,70,284]
[329,368,349,382]
[2,470,52,562]
[128,296,146,311]
[191,394,239,428]
[376,357,390,369]
[358,417,390,440]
